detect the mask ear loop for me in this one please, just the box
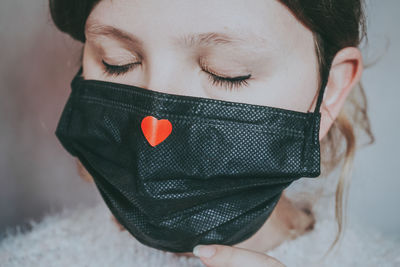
[71,66,84,89]
[313,72,329,117]
[310,61,332,145]
[301,64,332,176]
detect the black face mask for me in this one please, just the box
[55,66,326,253]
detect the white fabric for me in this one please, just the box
[1,173,399,266]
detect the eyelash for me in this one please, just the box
[102,60,140,76]
[101,60,251,91]
[202,64,251,91]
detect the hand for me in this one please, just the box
[193,244,285,267]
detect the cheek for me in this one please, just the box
[82,43,140,85]
[82,43,99,79]
[270,52,319,113]
[241,58,319,113]
[259,22,320,113]
[229,31,319,112]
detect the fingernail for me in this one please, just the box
[193,245,216,258]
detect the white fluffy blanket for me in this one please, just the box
[1,174,399,266]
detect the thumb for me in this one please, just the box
[192,244,285,267]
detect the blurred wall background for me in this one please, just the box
[0,0,399,240]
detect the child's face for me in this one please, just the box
[82,0,319,113]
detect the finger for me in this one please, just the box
[193,244,285,267]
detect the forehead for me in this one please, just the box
[86,0,312,52]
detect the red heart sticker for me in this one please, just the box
[141,116,172,147]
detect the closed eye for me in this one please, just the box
[101,60,141,76]
[202,65,251,91]
[101,60,251,91]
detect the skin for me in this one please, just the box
[80,0,363,265]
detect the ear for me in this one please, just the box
[318,47,364,141]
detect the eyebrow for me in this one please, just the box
[174,31,267,50]
[85,21,270,52]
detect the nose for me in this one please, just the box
[142,52,187,96]
[140,51,207,99]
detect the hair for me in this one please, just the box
[49,0,374,254]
